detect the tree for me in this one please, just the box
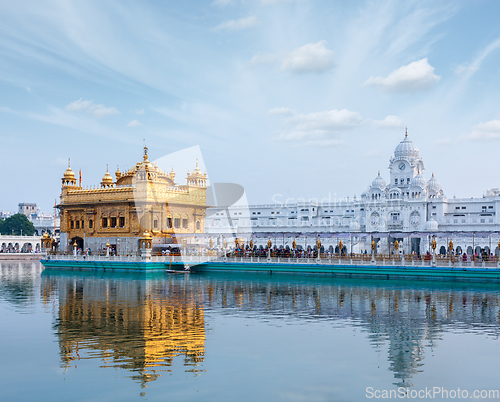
[0,214,36,236]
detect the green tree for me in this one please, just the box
[0,214,36,236]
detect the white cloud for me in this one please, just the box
[134,108,144,115]
[272,107,363,145]
[251,41,335,73]
[372,115,404,129]
[0,106,132,143]
[127,119,141,127]
[455,37,500,78]
[65,98,119,118]
[363,58,440,92]
[461,120,500,141]
[454,63,478,75]
[65,99,93,112]
[210,16,258,32]
[289,109,363,131]
[281,41,335,73]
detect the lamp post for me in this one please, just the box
[316,236,322,262]
[371,236,376,263]
[431,235,437,266]
[497,239,500,267]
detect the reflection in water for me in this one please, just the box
[8,267,498,389]
[43,272,205,387]
[201,277,500,387]
[0,261,43,311]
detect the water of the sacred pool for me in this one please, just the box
[1,260,500,401]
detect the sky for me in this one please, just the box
[1,0,500,213]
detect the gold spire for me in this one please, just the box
[405,127,408,138]
[63,159,75,179]
[143,145,148,161]
[101,164,113,186]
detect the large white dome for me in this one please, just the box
[394,132,419,159]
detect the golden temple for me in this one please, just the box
[57,146,208,254]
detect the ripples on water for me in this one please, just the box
[2,261,500,399]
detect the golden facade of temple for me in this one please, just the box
[58,147,208,253]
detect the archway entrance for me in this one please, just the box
[70,237,84,252]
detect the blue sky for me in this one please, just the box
[1,0,500,213]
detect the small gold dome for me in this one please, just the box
[115,165,121,180]
[101,165,113,185]
[63,159,75,178]
[191,160,203,176]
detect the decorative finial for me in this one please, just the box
[405,127,408,138]
[196,159,199,168]
[68,158,71,168]
[378,170,380,176]
[143,145,148,161]
[106,164,109,173]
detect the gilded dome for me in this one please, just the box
[371,172,386,190]
[101,165,113,184]
[116,147,174,186]
[189,160,205,177]
[63,160,75,179]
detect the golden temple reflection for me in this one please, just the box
[37,271,500,389]
[52,276,205,387]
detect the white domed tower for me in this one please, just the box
[368,172,387,200]
[409,172,426,199]
[388,128,424,199]
[426,173,444,198]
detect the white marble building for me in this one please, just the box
[206,131,500,256]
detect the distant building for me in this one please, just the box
[206,129,500,256]
[18,203,37,217]
[0,210,11,220]
[15,202,59,235]
[57,146,208,254]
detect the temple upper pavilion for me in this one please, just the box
[206,129,500,256]
[58,146,208,254]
